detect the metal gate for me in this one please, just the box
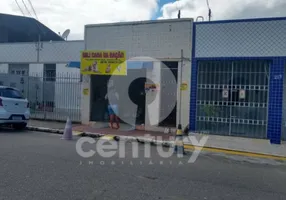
[196,60,269,138]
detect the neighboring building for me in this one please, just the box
[81,19,193,131]
[0,40,84,122]
[0,13,64,43]
[190,17,286,143]
[0,13,83,122]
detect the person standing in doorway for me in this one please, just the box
[105,85,120,129]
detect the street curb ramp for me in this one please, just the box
[26,126,286,161]
[27,126,64,134]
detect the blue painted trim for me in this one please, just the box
[195,56,286,60]
[192,56,285,144]
[66,61,80,68]
[194,16,286,25]
[191,21,285,143]
[190,56,286,144]
[66,61,154,69]
[267,58,284,144]
[189,22,197,131]
[127,61,153,69]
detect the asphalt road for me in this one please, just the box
[0,130,285,200]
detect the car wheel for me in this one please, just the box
[12,123,27,130]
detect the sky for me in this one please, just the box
[1,0,286,40]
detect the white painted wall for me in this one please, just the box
[0,41,84,114]
[83,19,193,128]
[40,41,84,63]
[81,75,90,124]
[0,64,9,87]
[0,42,37,63]
[177,60,191,129]
[145,61,161,131]
[29,63,44,76]
[0,40,84,63]
[55,64,81,110]
[195,19,286,57]
[56,63,80,78]
[85,19,192,59]
[0,63,9,73]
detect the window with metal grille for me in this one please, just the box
[44,64,56,82]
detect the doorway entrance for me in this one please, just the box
[90,75,110,122]
[159,61,178,127]
[129,77,146,125]
[90,69,147,125]
[196,60,269,138]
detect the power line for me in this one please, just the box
[21,0,33,17]
[206,0,210,8]
[15,0,45,45]
[206,0,212,21]
[26,0,38,20]
[21,0,45,36]
[176,0,181,19]
[14,0,25,16]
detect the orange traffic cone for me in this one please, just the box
[62,117,73,140]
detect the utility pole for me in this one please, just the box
[35,34,43,62]
[35,34,45,118]
[177,0,181,19]
[208,8,212,21]
[178,49,183,129]
[174,49,185,156]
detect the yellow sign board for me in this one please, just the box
[180,82,188,91]
[83,88,89,95]
[80,50,127,75]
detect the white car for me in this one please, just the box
[0,86,30,130]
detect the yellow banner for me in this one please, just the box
[80,50,127,75]
[180,82,188,91]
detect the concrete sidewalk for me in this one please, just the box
[28,120,72,130]
[188,133,286,158]
[27,120,286,160]
[28,120,171,139]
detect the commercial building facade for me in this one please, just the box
[3,14,286,142]
[190,17,286,143]
[81,19,193,131]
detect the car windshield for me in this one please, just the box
[0,88,24,99]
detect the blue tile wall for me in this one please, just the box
[190,59,197,131]
[189,57,285,143]
[190,19,286,143]
[190,22,197,132]
[267,58,284,144]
